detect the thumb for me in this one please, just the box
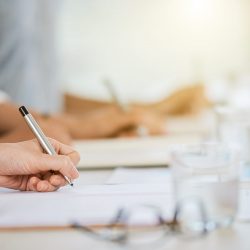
[38,154,79,180]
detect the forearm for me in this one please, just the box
[0,102,40,134]
[64,93,113,114]
[0,102,23,133]
[54,107,137,139]
[0,104,72,144]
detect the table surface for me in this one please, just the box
[1,169,250,250]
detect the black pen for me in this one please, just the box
[19,106,73,186]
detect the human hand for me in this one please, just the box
[0,139,80,192]
[115,108,167,137]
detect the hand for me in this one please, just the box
[0,139,80,192]
[113,108,167,137]
[128,108,167,136]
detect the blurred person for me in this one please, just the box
[0,138,80,192]
[0,0,166,142]
[0,1,208,143]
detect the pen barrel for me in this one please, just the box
[24,114,56,156]
[19,107,73,186]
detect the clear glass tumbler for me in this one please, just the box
[171,143,240,232]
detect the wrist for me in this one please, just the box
[0,143,12,174]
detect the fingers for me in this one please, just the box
[28,176,40,191]
[32,138,80,181]
[27,174,67,192]
[48,138,80,165]
[36,180,59,192]
[49,174,67,187]
[40,154,79,180]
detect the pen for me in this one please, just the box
[19,106,73,187]
[103,79,148,136]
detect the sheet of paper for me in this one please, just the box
[0,183,174,228]
[107,167,173,184]
[74,134,202,169]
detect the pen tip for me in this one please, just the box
[70,183,74,187]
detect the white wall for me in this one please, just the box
[58,0,250,103]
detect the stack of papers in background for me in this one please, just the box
[74,134,202,169]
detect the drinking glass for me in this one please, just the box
[171,143,240,232]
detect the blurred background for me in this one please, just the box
[58,0,250,107]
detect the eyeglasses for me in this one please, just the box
[71,198,233,246]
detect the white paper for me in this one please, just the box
[0,183,174,228]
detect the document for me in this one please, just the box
[74,134,201,169]
[0,183,174,229]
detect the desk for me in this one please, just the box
[0,169,250,250]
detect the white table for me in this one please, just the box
[0,169,250,250]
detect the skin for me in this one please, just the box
[0,138,80,192]
[0,102,72,144]
[0,84,209,143]
[64,84,210,116]
[53,106,166,139]
[0,102,166,143]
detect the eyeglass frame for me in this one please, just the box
[70,197,229,245]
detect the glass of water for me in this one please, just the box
[171,143,240,232]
